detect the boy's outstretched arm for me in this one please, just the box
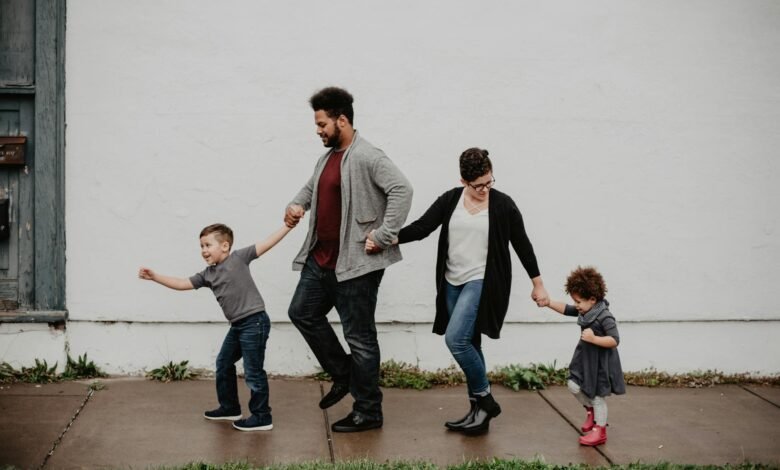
[255,225,293,257]
[138,267,194,291]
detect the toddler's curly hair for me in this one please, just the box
[565,266,607,301]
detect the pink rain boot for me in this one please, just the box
[581,406,595,432]
[578,424,607,446]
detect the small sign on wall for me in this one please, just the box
[0,136,26,165]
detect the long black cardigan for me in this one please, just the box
[398,187,541,339]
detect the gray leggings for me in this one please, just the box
[568,379,607,426]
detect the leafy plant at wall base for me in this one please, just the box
[147,360,197,382]
[0,362,18,383]
[61,353,107,380]
[490,362,568,391]
[19,359,59,384]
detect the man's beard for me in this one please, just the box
[325,126,341,148]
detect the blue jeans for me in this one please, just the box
[444,280,489,396]
[215,311,271,419]
[288,256,384,420]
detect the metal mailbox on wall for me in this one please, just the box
[0,137,27,166]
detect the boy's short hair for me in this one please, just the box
[565,266,607,301]
[200,223,234,249]
[459,147,493,182]
[310,86,354,125]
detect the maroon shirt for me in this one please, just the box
[313,150,344,269]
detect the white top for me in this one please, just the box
[445,191,489,285]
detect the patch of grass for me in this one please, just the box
[154,459,778,470]
[18,359,59,384]
[624,368,780,388]
[89,380,106,391]
[0,362,18,383]
[488,362,568,391]
[380,360,465,390]
[146,360,197,382]
[61,353,107,380]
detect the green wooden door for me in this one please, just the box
[0,96,34,310]
[0,0,65,319]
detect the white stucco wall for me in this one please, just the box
[4,0,779,375]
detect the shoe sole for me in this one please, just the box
[233,423,273,431]
[204,414,242,421]
[318,391,350,409]
[331,422,382,433]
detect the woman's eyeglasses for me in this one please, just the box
[468,177,495,192]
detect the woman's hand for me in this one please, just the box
[531,283,549,307]
[365,230,382,254]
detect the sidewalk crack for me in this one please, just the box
[320,382,336,463]
[38,387,94,470]
[739,385,780,409]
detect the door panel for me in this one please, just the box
[0,95,34,310]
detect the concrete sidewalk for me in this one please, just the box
[1,378,779,469]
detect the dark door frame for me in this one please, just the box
[0,0,66,322]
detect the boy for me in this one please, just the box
[139,223,291,431]
[539,266,625,446]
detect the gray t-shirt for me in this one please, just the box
[189,245,265,323]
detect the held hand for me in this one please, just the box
[581,328,596,343]
[138,267,155,280]
[531,285,549,307]
[284,205,305,228]
[365,230,382,254]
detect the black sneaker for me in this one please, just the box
[233,414,273,431]
[319,382,350,409]
[203,407,242,421]
[331,412,382,433]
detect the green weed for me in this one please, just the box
[489,362,568,391]
[61,353,107,380]
[146,360,197,382]
[18,359,59,384]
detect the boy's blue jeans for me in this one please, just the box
[288,256,384,421]
[215,311,271,419]
[444,280,489,396]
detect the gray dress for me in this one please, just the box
[564,302,626,399]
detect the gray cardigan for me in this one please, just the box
[289,131,413,281]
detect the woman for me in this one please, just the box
[368,147,548,435]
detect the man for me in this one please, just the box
[285,87,412,432]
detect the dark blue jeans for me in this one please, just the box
[444,280,489,396]
[215,311,271,419]
[288,256,384,420]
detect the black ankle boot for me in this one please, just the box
[444,398,477,430]
[460,393,501,436]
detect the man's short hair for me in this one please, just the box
[310,87,354,125]
[200,223,234,249]
[459,147,493,182]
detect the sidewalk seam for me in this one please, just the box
[537,389,614,465]
[38,387,94,470]
[320,382,336,463]
[739,385,780,409]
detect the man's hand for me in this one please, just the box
[365,230,382,254]
[138,267,155,280]
[285,204,305,228]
